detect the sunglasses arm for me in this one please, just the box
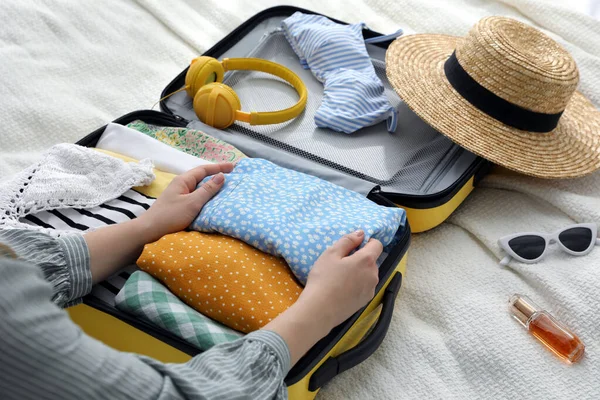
[596,238,600,246]
[500,254,511,266]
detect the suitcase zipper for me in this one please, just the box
[173,114,190,125]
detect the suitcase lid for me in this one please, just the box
[158,5,490,209]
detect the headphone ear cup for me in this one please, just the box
[185,56,225,97]
[194,83,241,129]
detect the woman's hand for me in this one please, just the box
[263,231,383,366]
[85,163,233,283]
[137,163,234,243]
[299,230,382,329]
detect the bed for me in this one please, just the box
[1,0,599,398]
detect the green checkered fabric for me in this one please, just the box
[115,271,243,350]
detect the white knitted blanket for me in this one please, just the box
[1,1,599,398]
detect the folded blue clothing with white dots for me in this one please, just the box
[190,158,406,285]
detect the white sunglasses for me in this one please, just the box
[498,223,600,266]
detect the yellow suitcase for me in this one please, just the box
[68,5,489,399]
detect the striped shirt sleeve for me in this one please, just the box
[0,229,92,307]
[0,230,290,399]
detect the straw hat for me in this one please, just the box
[386,16,600,179]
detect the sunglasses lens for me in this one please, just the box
[508,235,546,260]
[558,227,593,253]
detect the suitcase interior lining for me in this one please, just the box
[164,16,478,196]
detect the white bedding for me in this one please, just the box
[1,0,599,398]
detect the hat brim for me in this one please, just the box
[385,34,600,179]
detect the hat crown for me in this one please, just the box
[455,16,579,114]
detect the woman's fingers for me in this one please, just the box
[350,239,383,290]
[177,163,235,192]
[190,173,225,208]
[350,238,383,266]
[327,230,365,257]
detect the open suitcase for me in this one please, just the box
[67,6,490,399]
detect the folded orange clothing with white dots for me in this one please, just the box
[137,231,303,333]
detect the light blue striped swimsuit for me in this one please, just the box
[281,12,401,134]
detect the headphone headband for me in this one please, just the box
[221,58,308,125]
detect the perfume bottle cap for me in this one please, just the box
[509,294,540,327]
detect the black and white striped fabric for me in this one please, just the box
[21,189,155,232]
[19,189,156,302]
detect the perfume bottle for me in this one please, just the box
[508,294,585,363]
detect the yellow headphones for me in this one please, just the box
[185,56,308,129]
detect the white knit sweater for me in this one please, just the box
[0,144,154,235]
